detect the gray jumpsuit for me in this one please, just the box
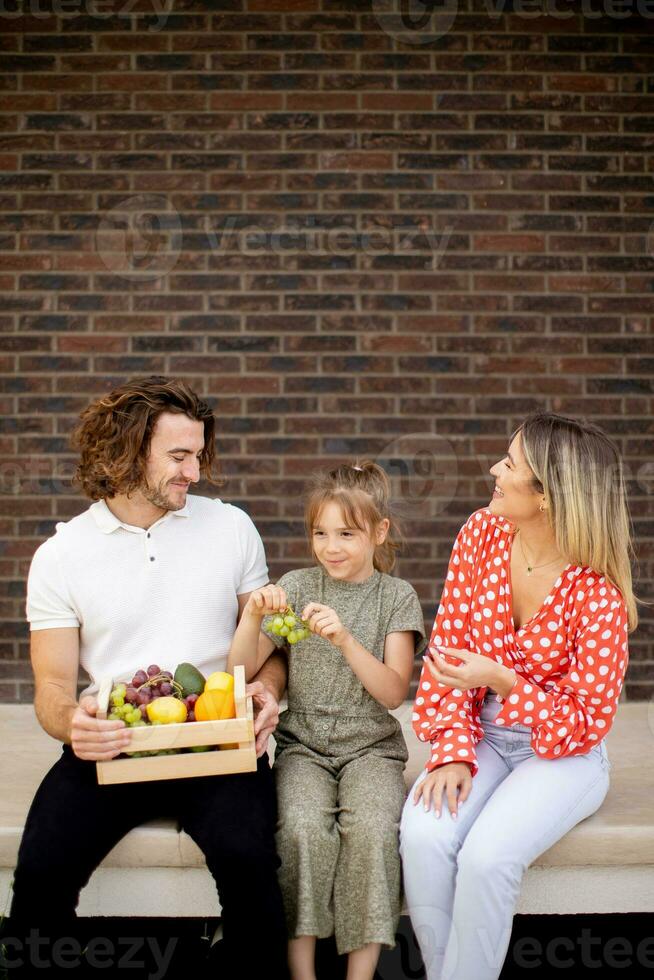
[262,565,427,954]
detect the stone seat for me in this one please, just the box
[1,703,652,917]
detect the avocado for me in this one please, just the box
[174,662,206,698]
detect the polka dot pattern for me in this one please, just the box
[412,508,629,776]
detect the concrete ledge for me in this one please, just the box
[1,703,652,918]
[2,866,652,918]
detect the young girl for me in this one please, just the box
[228,461,427,980]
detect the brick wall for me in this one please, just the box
[1,1,652,702]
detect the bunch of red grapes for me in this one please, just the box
[118,664,197,722]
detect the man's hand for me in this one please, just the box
[70,696,132,762]
[246,681,280,758]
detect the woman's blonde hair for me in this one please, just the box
[516,412,638,631]
[304,460,401,574]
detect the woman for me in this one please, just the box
[400,412,636,980]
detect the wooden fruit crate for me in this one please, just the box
[95,665,257,785]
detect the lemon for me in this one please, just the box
[204,671,234,695]
[146,696,187,725]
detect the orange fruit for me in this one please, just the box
[195,688,235,722]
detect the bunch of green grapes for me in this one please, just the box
[270,606,311,645]
[108,683,147,727]
[108,681,182,757]
[110,685,181,756]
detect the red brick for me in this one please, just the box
[135,94,209,112]
[210,93,283,110]
[98,73,168,92]
[286,93,357,110]
[361,93,432,111]
[548,74,617,92]
[0,95,57,111]
[474,234,545,252]
[23,74,93,92]
[57,336,127,354]
[548,275,623,293]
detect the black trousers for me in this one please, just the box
[7,745,289,978]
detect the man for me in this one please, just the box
[7,376,289,977]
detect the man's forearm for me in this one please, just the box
[252,649,287,702]
[34,681,78,744]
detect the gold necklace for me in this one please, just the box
[516,529,562,577]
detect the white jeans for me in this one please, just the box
[400,693,611,980]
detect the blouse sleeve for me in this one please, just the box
[412,511,486,776]
[494,580,629,758]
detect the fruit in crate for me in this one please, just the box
[95,662,256,782]
[198,671,235,720]
[195,688,236,721]
[183,692,199,722]
[108,664,188,756]
[107,683,146,728]
[174,662,206,698]
[105,661,245,760]
[204,671,234,694]
[270,605,311,645]
[147,696,187,725]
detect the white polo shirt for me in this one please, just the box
[26,495,269,697]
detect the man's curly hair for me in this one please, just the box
[72,375,223,500]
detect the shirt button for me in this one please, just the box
[147,533,151,538]
[150,556,155,562]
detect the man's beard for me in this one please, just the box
[141,477,186,512]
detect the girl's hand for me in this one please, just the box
[301,602,350,648]
[245,585,288,620]
[424,646,498,691]
[413,763,472,819]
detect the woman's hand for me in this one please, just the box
[424,646,501,692]
[301,602,350,647]
[413,763,472,819]
[244,584,288,620]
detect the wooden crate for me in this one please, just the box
[95,665,257,785]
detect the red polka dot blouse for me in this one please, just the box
[413,508,629,776]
